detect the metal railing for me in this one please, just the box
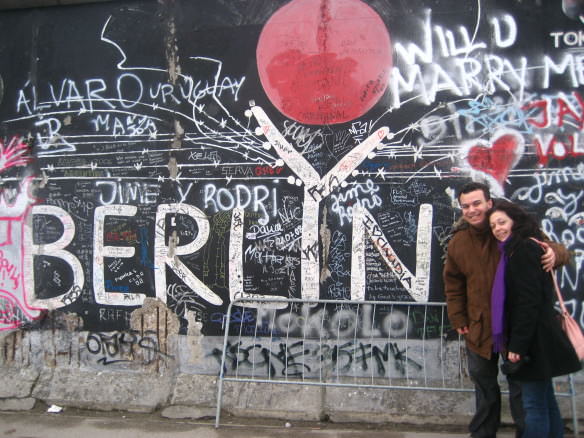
[215,298,578,435]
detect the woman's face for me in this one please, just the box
[489,210,514,242]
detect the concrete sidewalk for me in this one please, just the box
[0,406,528,438]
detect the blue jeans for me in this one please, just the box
[521,379,564,438]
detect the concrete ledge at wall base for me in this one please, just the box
[324,386,474,425]
[0,365,582,429]
[0,367,40,399]
[219,381,324,422]
[169,374,218,407]
[30,368,175,413]
[170,375,324,422]
[162,376,474,425]
[160,405,216,419]
[0,398,36,411]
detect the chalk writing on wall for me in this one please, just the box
[0,0,581,340]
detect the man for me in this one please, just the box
[443,182,570,438]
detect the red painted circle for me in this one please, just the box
[257,0,392,125]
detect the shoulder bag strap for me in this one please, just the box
[529,237,567,313]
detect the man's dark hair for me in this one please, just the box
[456,182,491,202]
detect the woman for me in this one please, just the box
[487,200,581,438]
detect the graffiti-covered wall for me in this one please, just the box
[0,0,582,342]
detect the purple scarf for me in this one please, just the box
[491,239,508,353]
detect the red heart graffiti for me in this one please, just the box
[467,133,520,185]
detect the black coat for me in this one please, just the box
[504,239,581,381]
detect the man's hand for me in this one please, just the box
[457,326,469,335]
[540,241,556,272]
[508,351,521,363]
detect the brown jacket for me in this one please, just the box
[443,223,571,359]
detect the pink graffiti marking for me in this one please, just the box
[0,136,31,173]
[523,92,584,165]
[458,129,525,195]
[0,176,35,247]
[466,132,522,185]
[0,292,22,330]
[0,250,19,290]
[0,137,40,331]
[256,0,392,125]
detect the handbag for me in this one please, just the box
[530,237,584,360]
[550,268,584,360]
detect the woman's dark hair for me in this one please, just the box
[486,200,544,256]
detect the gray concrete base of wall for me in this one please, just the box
[1,366,582,430]
[1,325,582,428]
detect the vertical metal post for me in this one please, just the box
[214,301,235,428]
[569,373,579,437]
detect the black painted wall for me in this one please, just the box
[0,0,582,336]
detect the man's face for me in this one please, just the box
[459,189,493,229]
